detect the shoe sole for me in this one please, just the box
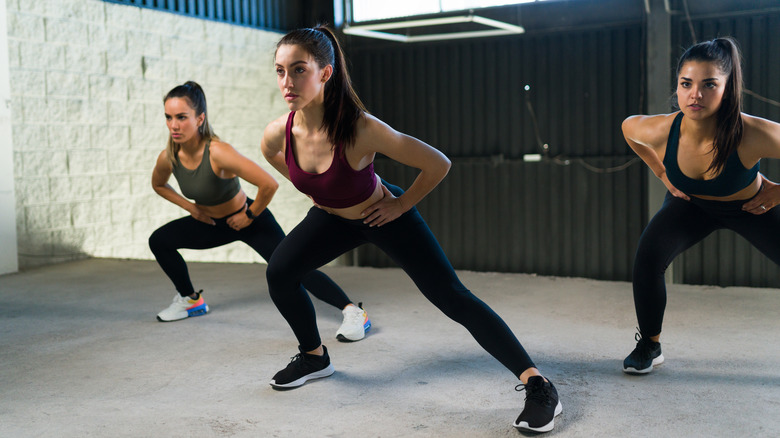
[622,354,665,374]
[513,400,563,433]
[156,304,210,322]
[269,363,335,390]
[336,319,371,343]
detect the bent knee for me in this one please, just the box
[148,229,167,253]
[427,287,478,319]
[633,240,675,274]
[265,258,298,288]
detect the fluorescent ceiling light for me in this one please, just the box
[343,15,525,42]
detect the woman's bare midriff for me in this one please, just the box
[690,175,761,202]
[316,174,385,220]
[196,190,248,219]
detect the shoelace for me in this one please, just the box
[287,353,303,364]
[515,381,552,406]
[633,329,655,359]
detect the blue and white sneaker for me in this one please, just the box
[156,292,209,322]
[336,302,371,342]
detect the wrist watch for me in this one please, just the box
[245,203,258,220]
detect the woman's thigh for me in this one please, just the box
[268,208,366,279]
[151,216,237,250]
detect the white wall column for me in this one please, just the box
[0,0,19,275]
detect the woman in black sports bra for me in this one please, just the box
[621,37,780,374]
[149,81,371,342]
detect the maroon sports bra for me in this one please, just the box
[285,111,377,208]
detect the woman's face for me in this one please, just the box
[677,60,728,121]
[164,97,203,145]
[274,44,332,111]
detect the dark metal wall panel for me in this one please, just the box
[349,26,644,159]
[365,157,646,281]
[348,6,780,287]
[102,0,328,31]
[347,25,646,281]
[671,11,780,287]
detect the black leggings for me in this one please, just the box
[266,182,536,377]
[633,191,780,336]
[148,201,351,309]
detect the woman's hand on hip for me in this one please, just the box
[743,176,780,215]
[661,172,690,201]
[226,208,253,230]
[361,184,406,227]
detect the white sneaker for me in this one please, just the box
[157,293,209,322]
[336,302,371,342]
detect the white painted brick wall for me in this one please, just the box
[9,0,313,269]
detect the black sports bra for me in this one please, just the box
[663,112,758,197]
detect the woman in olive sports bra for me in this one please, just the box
[148,81,371,343]
[621,37,780,374]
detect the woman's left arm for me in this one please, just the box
[360,116,451,226]
[210,141,280,220]
[741,115,780,214]
[743,114,780,160]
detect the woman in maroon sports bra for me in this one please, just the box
[260,26,562,433]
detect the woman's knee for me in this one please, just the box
[148,228,168,254]
[423,283,475,318]
[633,237,671,278]
[265,255,301,292]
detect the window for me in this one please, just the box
[351,0,551,23]
[343,0,556,42]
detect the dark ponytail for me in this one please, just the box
[276,26,367,150]
[676,37,744,175]
[163,81,218,165]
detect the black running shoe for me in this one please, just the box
[270,345,335,390]
[623,331,664,374]
[513,376,563,433]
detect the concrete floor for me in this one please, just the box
[1,258,779,437]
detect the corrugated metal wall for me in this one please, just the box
[671,10,780,287]
[347,25,647,281]
[346,6,780,287]
[103,0,334,31]
[104,0,289,29]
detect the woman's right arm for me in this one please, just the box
[260,117,291,181]
[151,150,215,224]
[622,113,690,200]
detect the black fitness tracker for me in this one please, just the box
[245,203,258,220]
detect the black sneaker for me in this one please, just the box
[270,345,335,390]
[623,331,664,374]
[513,376,562,433]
